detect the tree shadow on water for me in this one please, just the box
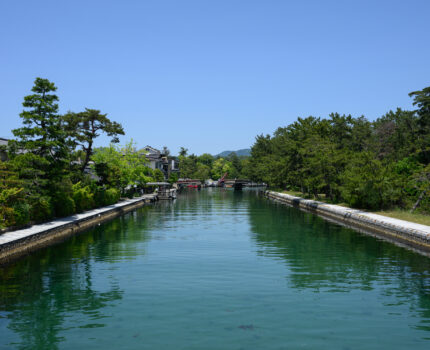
[247,195,430,328]
[0,207,159,350]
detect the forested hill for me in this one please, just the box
[216,149,251,157]
[247,86,430,214]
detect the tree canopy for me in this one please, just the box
[247,87,430,212]
[1,78,158,229]
[63,108,124,172]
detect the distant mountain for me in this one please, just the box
[216,149,251,158]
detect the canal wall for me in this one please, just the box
[265,191,430,254]
[0,194,157,265]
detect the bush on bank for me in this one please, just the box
[0,78,158,230]
[247,87,430,214]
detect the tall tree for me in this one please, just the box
[227,152,242,177]
[197,153,214,168]
[179,147,188,157]
[63,108,124,173]
[11,78,70,183]
[12,78,68,162]
[409,87,430,163]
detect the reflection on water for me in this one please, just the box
[1,189,430,349]
[247,195,430,329]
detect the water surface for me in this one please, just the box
[1,189,430,349]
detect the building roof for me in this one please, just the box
[146,182,171,186]
[143,145,161,155]
[146,154,161,160]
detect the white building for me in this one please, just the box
[141,146,179,179]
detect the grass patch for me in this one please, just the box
[281,190,430,226]
[373,210,430,226]
[282,190,349,206]
[282,190,305,197]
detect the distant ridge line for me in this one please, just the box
[216,149,251,157]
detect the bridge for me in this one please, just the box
[223,179,250,190]
[177,179,202,189]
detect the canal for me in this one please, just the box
[1,189,430,349]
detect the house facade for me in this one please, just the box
[141,146,179,179]
[0,138,9,161]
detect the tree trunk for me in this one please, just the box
[81,143,92,173]
[411,189,428,213]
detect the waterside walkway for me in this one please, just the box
[266,190,430,255]
[0,194,157,264]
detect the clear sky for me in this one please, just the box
[1,0,429,155]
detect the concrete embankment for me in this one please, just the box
[266,191,430,255]
[0,194,157,265]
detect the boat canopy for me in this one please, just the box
[146,182,171,186]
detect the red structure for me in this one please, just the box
[217,172,228,187]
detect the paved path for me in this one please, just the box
[267,191,430,249]
[0,195,157,247]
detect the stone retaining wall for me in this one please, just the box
[0,194,157,265]
[266,191,430,254]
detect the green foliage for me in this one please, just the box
[0,206,15,228]
[31,196,53,223]
[92,141,153,194]
[339,153,402,210]
[12,202,31,226]
[227,152,241,176]
[63,108,124,173]
[194,163,211,181]
[105,188,120,205]
[198,153,214,167]
[94,188,105,207]
[94,187,120,206]
[7,153,49,190]
[178,154,197,178]
[248,87,430,212]
[212,158,233,179]
[153,169,165,182]
[52,192,76,217]
[409,87,430,163]
[177,151,248,181]
[11,78,70,182]
[0,188,26,228]
[1,78,152,228]
[0,163,30,227]
[50,179,75,217]
[72,182,95,213]
[168,172,179,184]
[4,77,430,227]
[179,147,188,157]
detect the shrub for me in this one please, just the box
[12,202,30,226]
[104,188,120,205]
[31,196,53,223]
[45,179,76,217]
[73,185,95,213]
[123,188,135,199]
[94,187,120,207]
[94,188,105,207]
[153,169,165,182]
[0,187,26,227]
[0,206,15,228]
[340,153,402,210]
[168,172,179,184]
[52,193,75,217]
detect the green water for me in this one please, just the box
[1,189,430,349]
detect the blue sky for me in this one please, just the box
[1,0,429,155]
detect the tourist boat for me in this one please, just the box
[146,182,177,200]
